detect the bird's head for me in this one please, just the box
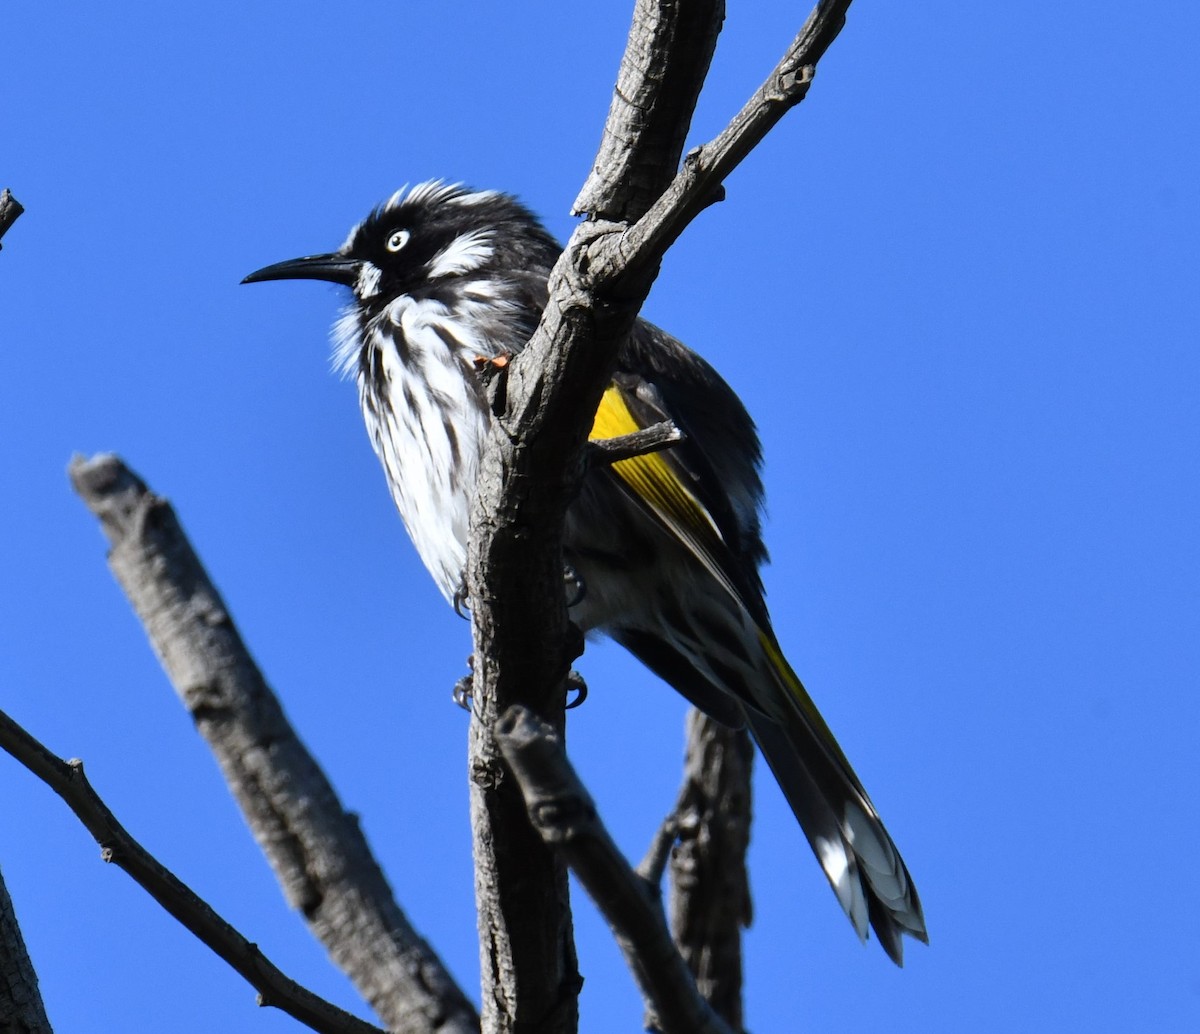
[242,181,560,309]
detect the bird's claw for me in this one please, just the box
[453,655,475,711]
[453,582,470,619]
[452,675,473,711]
[566,670,588,709]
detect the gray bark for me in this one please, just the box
[68,455,477,1034]
[494,707,733,1034]
[467,1,855,1029]
[668,712,754,1033]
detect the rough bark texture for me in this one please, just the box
[494,707,733,1034]
[574,0,725,222]
[0,864,52,1034]
[68,454,477,1034]
[467,2,854,1029]
[668,712,754,1033]
[464,3,726,1027]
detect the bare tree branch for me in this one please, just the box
[667,711,753,1033]
[494,707,733,1034]
[598,0,856,292]
[466,2,855,1026]
[574,0,726,222]
[0,709,384,1034]
[0,189,25,250]
[463,7,728,1028]
[586,421,684,466]
[68,454,478,1034]
[0,863,52,1034]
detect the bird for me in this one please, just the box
[243,180,927,963]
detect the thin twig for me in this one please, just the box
[494,706,734,1034]
[599,0,856,288]
[0,189,25,250]
[636,806,683,887]
[68,453,478,1034]
[0,709,385,1034]
[587,421,685,466]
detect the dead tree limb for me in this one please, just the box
[494,706,734,1034]
[586,421,684,466]
[463,6,725,1031]
[667,712,754,1033]
[68,454,478,1034]
[0,709,384,1034]
[468,0,855,1028]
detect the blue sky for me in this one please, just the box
[3,2,1199,1031]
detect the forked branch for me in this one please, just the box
[469,0,857,1024]
[494,706,734,1034]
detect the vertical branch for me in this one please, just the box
[668,712,754,1032]
[465,2,726,1031]
[467,1,858,1028]
[0,864,53,1034]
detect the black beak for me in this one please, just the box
[241,253,361,287]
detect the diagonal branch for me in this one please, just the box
[0,709,384,1034]
[494,706,734,1034]
[68,453,478,1034]
[601,0,857,290]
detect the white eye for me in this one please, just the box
[385,228,410,253]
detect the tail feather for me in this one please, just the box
[610,601,926,962]
[747,646,927,965]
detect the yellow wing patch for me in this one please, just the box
[590,384,743,604]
